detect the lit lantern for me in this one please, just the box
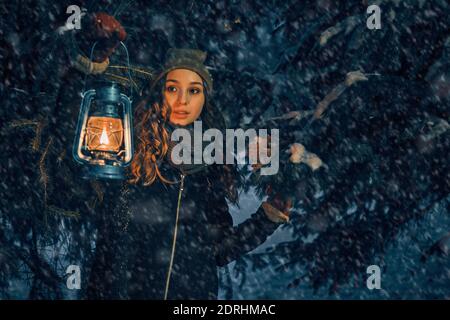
[73,81,133,180]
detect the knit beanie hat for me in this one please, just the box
[151,48,214,95]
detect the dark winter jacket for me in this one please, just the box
[108,159,278,299]
[88,156,280,300]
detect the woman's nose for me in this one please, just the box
[178,90,190,105]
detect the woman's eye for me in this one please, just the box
[189,88,202,94]
[166,86,177,93]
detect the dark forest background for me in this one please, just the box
[0,0,449,299]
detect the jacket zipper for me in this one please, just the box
[164,173,185,300]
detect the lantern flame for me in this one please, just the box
[100,127,109,145]
[86,116,123,152]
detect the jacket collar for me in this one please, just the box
[165,121,210,176]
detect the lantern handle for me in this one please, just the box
[118,41,133,98]
[82,41,134,98]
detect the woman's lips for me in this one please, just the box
[172,111,190,119]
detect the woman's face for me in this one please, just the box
[164,69,205,126]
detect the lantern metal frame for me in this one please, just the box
[72,41,134,180]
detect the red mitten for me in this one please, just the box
[77,12,127,62]
[90,12,127,42]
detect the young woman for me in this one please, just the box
[91,49,290,300]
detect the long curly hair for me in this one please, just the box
[129,78,240,203]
